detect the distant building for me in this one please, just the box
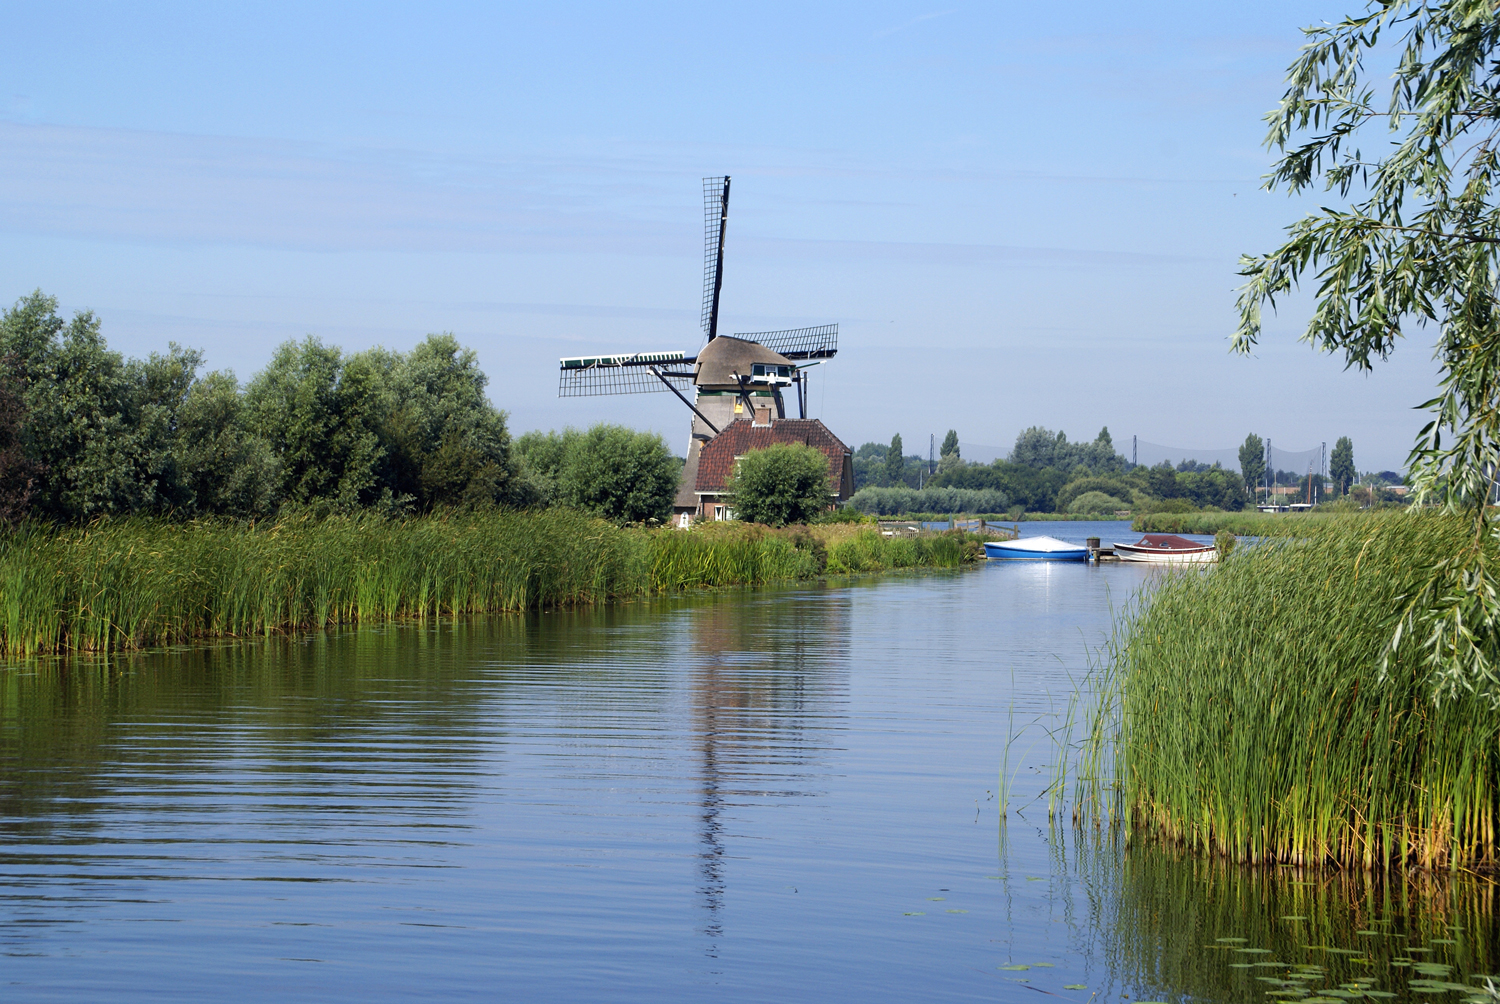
[674,417,855,525]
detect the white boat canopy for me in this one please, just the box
[992,535,1086,553]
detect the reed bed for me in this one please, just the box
[819,526,976,573]
[0,510,983,656]
[1133,510,1348,535]
[1080,512,1500,871]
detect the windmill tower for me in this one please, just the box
[558,176,841,518]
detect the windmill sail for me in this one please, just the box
[733,324,838,361]
[701,176,730,340]
[558,351,694,397]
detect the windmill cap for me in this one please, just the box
[694,335,795,388]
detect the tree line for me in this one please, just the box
[0,292,681,525]
[853,426,1248,514]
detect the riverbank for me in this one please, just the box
[1081,512,1498,870]
[0,511,984,656]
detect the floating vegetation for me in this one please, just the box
[1075,513,1500,871]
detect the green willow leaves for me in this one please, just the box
[1235,1,1500,703]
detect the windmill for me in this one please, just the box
[558,176,839,440]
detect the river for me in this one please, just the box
[1,521,1494,1002]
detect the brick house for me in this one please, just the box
[673,417,855,525]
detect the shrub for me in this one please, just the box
[557,424,678,524]
[1066,490,1130,514]
[846,485,1010,516]
[724,442,831,526]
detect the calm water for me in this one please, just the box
[1,521,1494,1002]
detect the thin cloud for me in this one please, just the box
[872,9,958,39]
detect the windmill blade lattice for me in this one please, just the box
[558,352,695,398]
[732,324,838,361]
[701,176,730,339]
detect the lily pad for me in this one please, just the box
[998,965,1030,971]
[927,897,946,901]
[945,909,968,914]
[902,911,925,916]
[1033,963,1055,968]
[1237,948,1274,954]
[1217,937,1250,943]
[1064,985,1087,991]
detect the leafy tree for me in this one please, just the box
[378,335,527,508]
[1239,433,1266,498]
[1011,426,1065,468]
[940,429,959,458]
[885,433,904,485]
[174,371,281,517]
[244,337,385,509]
[556,424,677,524]
[1009,425,1124,474]
[1233,3,1500,699]
[513,428,579,505]
[0,294,200,520]
[0,359,38,523]
[1176,468,1250,511]
[725,442,831,526]
[1330,436,1355,496]
[934,461,1067,512]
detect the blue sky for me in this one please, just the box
[0,2,1433,472]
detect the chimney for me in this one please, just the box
[753,406,771,427]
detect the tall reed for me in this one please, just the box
[1079,512,1500,871]
[0,510,982,656]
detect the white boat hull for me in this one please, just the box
[1112,543,1216,563]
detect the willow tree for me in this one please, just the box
[1235,1,1500,701]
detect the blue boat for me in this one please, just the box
[983,535,1089,561]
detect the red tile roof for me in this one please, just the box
[694,419,851,496]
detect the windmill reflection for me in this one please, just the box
[685,588,850,954]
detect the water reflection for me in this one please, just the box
[686,590,849,952]
[4,562,1492,1003]
[1032,828,1500,1003]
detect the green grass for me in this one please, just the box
[1076,512,1500,871]
[0,509,983,656]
